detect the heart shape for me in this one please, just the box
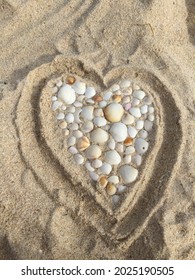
[50,75,155,204]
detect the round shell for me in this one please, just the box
[103,103,124,123]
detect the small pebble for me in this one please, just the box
[51,96,57,101]
[132,154,142,166]
[117,185,127,194]
[148,114,155,122]
[131,98,140,107]
[56,112,65,120]
[148,106,154,113]
[72,81,86,95]
[99,100,107,108]
[67,136,76,147]
[133,90,145,100]
[73,130,83,138]
[139,129,148,139]
[127,126,138,138]
[140,105,148,114]
[81,121,94,133]
[52,100,62,111]
[99,176,108,188]
[115,143,124,153]
[143,96,152,105]
[68,146,78,154]
[120,80,131,89]
[69,123,79,130]
[135,138,149,155]
[104,92,112,100]
[56,80,63,87]
[59,121,67,129]
[111,84,120,92]
[94,117,107,127]
[94,108,103,117]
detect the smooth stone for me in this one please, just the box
[148,114,155,121]
[52,86,58,93]
[81,121,94,133]
[85,145,102,159]
[132,154,142,166]
[52,100,62,111]
[93,117,107,127]
[104,150,121,165]
[68,146,78,154]
[81,106,94,120]
[133,90,146,100]
[99,163,112,175]
[122,113,134,125]
[148,106,154,113]
[144,120,153,131]
[125,146,135,154]
[136,120,144,130]
[103,91,112,100]
[131,98,140,107]
[92,159,102,169]
[106,183,117,196]
[119,165,138,184]
[108,176,119,184]
[61,105,66,110]
[58,84,76,104]
[127,126,138,138]
[89,171,99,181]
[85,161,95,172]
[77,95,85,102]
[69,123,79,131]
[109,122,127,142]
[99,101,107,108]
[90,128,109,144]
[129,107,141,118]
[140,105,148,114]
[120,80,131,89]
[74,154,84,165]
[103,103,124,123]
[99,176,108,188]
[64,129,70,136]
[72,81,86,95]
[123,154,132,164]
[85,87,96,98]
[67,136,76,147]
[139,129,148,139]
[135,138,149,155]
[107,139,116,150]
[124,88,133,95]
[65,113,74,123]
[56,112,65,120]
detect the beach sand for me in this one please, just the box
[0,0,195,259]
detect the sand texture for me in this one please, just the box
[0,0,195,260]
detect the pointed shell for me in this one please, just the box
[103,103,124,123]
[76,136,90,151]
[104,150,121,165]
[135,138,149,154]
[119,165,138,184]
[90,128,109,144]
[85,145,102,160]
[58,85,76,104]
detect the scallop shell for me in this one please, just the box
[93,117,107,127]
[58,85,76,104]
[85,87,96,98]
[129,107,141,118]
[76,136,90,151]
[81,106,94,120]
[133,90,146,100]
[104,150,121,165]
[106,183,117,196]
[72,81,86,95]
[103,103,124,123]
[109,122,127,142]
[81,121,94,133]
[119,165,138,184]
[99,163,112,175]
[90,128,109,144]
[85,145,102,160]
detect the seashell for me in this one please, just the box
[77,95,85,102]
[109,122,127,142]
[104,150,121,165]
[85,161,95,172]
[52,86,58,93]
[56,112,65,120]
[94,108,103,117]
[99,176,108,188]
[132,154,142,166]
[139,129,148,139]
[69,123,79,131]
[66,76,76,85]
[61,105,66,110]
[148,114,155,121]
[122,96,131,104]
[58,85,76,104]
[99,101,107,108]
[140,105,148,114]
[92,159,102,169]
[90,128,109,144]
[108,175,119,184]
[86,98,95,104]
[106,183,117,196]
[76,136,90,151]
[120,80,131,89]
[123,154,132,164]
[124,137,133,146]
[133,90,146,100]
[119,165,138,184]
[59,121,67,129]
[127,126,138,138]
[81,121,94,133]
[103,103,124,123]
[103,91,112,100]
[117,185,127,194]
[144,120,153,131]
[67,136,76,147]
[107,139,116,150]
[99,163,112,175]
[73,130,83,138]
[72,81,86,95]
[136,120,144,130]
[64,129,70,136]
[56,80,63,87]
[67,106,75,113]
[129,107,141,118]
[112,195,120,204]
[85,145,102,160]
[74,101,82,107]
[131,98,140,107]
[125,146,135,154]
[123,87,133,95]
[148,106,154,114]
[93,95,103,102]
[89,171,99,181]
[133,83,140,90]
[143,96,152,105]
[111,84,120,92]
[85,87,96,98]
[93,117,107,127]
[112,95,122,103]
[124,103,132,111]
[52,100,62,111]
[116,143,124,153]
[135,138,149,154]
[74,153,84,165]
[65,113,74,123]
[51,96,57,101]
[74,108,82,123]
[102,124,110,130]
[81,106,94,120]
[68,146,78,154]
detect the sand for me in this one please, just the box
[0,0,195,260]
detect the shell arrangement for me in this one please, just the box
[50,76,155,203]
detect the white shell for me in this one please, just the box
[108,176,119,184]
[143,96,152,105]
[90,128,109,144]
[148,114,155,121]
[117,185,127,194]
[81,121,94,133]
[104,91,112,100]
[51,96,57,101]
[99,101,107,108]
[74,101,82,107]
[61,105,66,110]
[131,98,140,106]
[65,113,74,123]
[132,154,142,166]
[72,81,86,95]
[85,145,102,159]
[73,130,83,138]
[85,87,96,98]
[115,143,124,153]
[52,86,58,93]
[125,146,135,154]
[104,150,121,165]
[74,154,84,165]
[123,154,132,164]
[58,85,76,104]
[109,122,127,142]
[67,106,75,113]
[69,123,79,131]
[89,171,99,181]
[74,108,82,123]
[93,117,107,127]
[92,159,102,169]
[77,95,85,102]
[86,99,95,104]
[64,129,70,136]
[140,105,148,114]
[120,80,131,89]
[56,112,65,120]
[139,129,148,139]
[122,113,134,125]
[85,161,95,172]
[135,138,149,154]
[119,165,138,184]
[127,126,138,138]
[56,80,63,87]
[99,163,112,175]
[107,139,116,150]
[103,103,124,123]
[148,106,154,113]
[122,96,131,104]
[81,106,94,121]
[136,120,144,130]
[94,108,103,117]
[111,84,120,92]
[144,120,153,131]
[68,146,78,154]
[133,90,146,100]
[59,121,67,129]
[52,100,62,111]
[67,136,76,147]
[129,107,141,118]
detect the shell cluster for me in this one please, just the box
[50,76,155,203]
